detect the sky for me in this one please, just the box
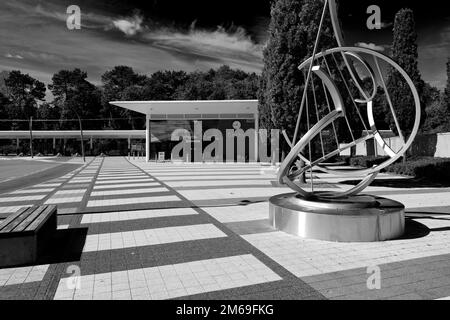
[0,0,449,99]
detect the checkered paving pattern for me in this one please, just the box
[54,255,281,300]
[1,157,450,300]
[0,265,49,286]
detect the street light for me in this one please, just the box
[29,117,33,158]
[75,112,85,163]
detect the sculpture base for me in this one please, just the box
[269,193,405,242]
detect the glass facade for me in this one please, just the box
[149,119,256,162]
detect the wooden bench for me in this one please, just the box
[0,205,57,267]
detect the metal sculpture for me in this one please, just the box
[269,0,421,242]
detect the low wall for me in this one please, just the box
[340,132,450,158]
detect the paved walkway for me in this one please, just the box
[1,157,450,300]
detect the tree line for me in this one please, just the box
[0,65,259,131]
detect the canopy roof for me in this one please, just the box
[109,100,258,117]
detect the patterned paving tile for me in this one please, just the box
[0,204,32,214]
[81,208,199,224]
[90,187,168,197]
[82,224,227,252]
[9,188,55,194]
[93,182,160,190]
[45,196,84,204]
[54,255,281,300]
[201,202,269,223]
[95,178,153,185]
[86,195,181,207]
[0,265,49,286]
[0,195,46,201]
[243,229,450,277]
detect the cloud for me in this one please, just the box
[112,14,144,36]
[5,53,23,60]
[145,24,263,63]
[355,42,386,52]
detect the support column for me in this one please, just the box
[145,114,151,162]
[254,112,259,162]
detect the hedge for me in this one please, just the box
[384,157,450,181]
[349,156,390,168]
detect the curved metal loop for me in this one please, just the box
[328,0,377,104]
[343,51,378,104]
[283,0,421,199]
[280,47,421,198]
[296,46,421,174]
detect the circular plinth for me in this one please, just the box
[269,193,405,242]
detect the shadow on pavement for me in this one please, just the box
[340,177,450,188]
[0,163,82,195]
[36,228,88,265]
[397,219,430,240]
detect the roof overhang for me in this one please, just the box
[109,100,258,116]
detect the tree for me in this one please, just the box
[423,58,450,133]
[385,8,425,135]
[49,69,101,130]
[36,103,61,130]
[148,70,189,100]
[423,94,448,133]
[258,0,336,155]
[176,66,258,100]
[100,66,147,129]
[0,71,9,96]
[3,71,46,128]
[445,57,450,112]
[0,92,10,130]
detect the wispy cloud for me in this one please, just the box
[111,13,144,36]
[5,53,24,60]
[144,24,263,65]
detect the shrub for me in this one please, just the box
[349,156,390,168]
[385,157,450,181]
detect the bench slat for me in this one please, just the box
[13,205,48,232]
[0,207,34,233]
[0,207,30,231]
[25,205,56,231]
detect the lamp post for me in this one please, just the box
[75,112,85,163]
[29,117,33,158]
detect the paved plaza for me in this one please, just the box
[1,156,450,300]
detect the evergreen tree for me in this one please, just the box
[445,57,450,112]
[385,8,425,134]
[258,0,335,153]
[100,66,147,129]
[49,69,101,130]
[3,70,46,130]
